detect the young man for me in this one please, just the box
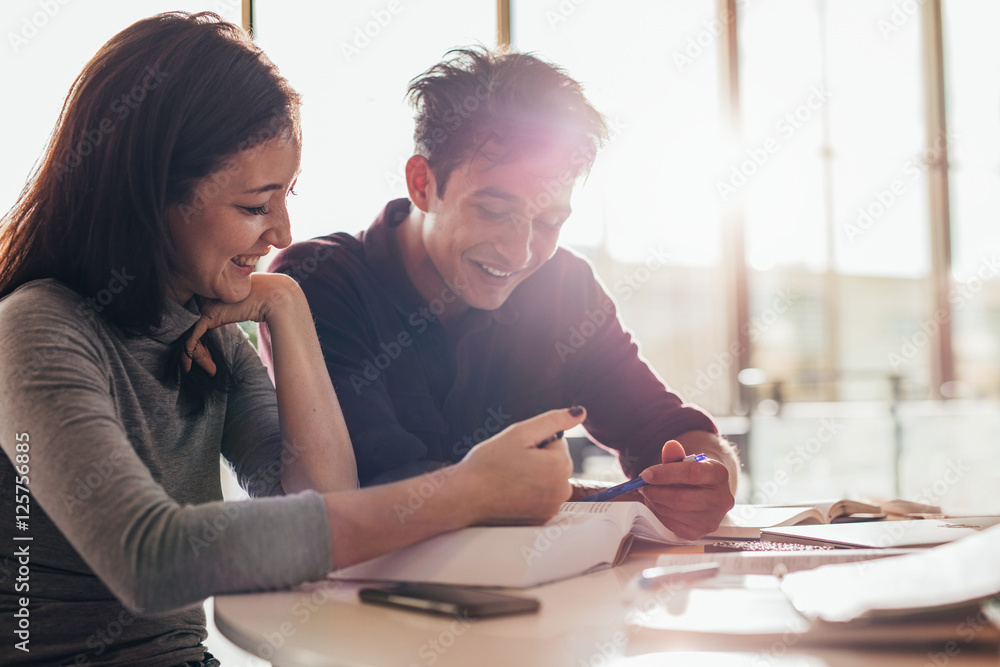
[263,47,737,539]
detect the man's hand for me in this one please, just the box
[636,439,735,540]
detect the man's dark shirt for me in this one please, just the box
[263,199,717,486]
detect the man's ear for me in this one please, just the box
[405,155,438,213]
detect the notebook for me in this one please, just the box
[329,502,691,588]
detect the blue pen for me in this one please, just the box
[578,453,706,502]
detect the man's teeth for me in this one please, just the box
[232,255,260,267]
[479,263,512,278]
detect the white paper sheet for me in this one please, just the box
[780,522,1000,622]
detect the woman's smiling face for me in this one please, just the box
[167,137,300,304]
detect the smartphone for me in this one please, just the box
[358,583,540,618]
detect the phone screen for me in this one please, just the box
[358,583,540,618]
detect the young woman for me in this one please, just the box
[0,13,581,666]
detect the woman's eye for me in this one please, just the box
[288,187,297,197]
[241,204,270,216]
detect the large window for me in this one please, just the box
[740,0,932,404]
[513,0,731,414]
[253,1,496,240]
[4,1,996,511]
[1,1,242,216]
[944,0,1000,400]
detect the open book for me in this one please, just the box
[765,498,945,521]
[328,502,689,588]
[707,499,942,539]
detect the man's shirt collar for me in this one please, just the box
[361,198,519,327]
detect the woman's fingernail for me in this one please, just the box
[569,405,585,417]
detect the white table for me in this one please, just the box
[215,555,1000,666]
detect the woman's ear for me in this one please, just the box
[405,155,437,212]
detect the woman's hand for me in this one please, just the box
[455,407,585,525]
[182,273,300,375]
[322,407,586,569]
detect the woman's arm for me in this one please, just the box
[185,272,357,494]
[0,281,581,615]
[0,283,335,614]
[322,407,583,568]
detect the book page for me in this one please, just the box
[825,499,882,520]
[760,499,882,522]
[625,504,688,544]
[557,501,631,534]
[559,501,619,514]
[879,498,944,517]
[560,502,689,545]
[708,506,825,539]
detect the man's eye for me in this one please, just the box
[477,206,510,220]
[535,217,564,231]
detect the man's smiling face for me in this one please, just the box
[416,150,577,312]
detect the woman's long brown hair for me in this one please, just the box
[0,12,301,404]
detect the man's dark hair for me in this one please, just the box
[407,46,608,196]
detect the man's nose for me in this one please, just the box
[494,216,533,268]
